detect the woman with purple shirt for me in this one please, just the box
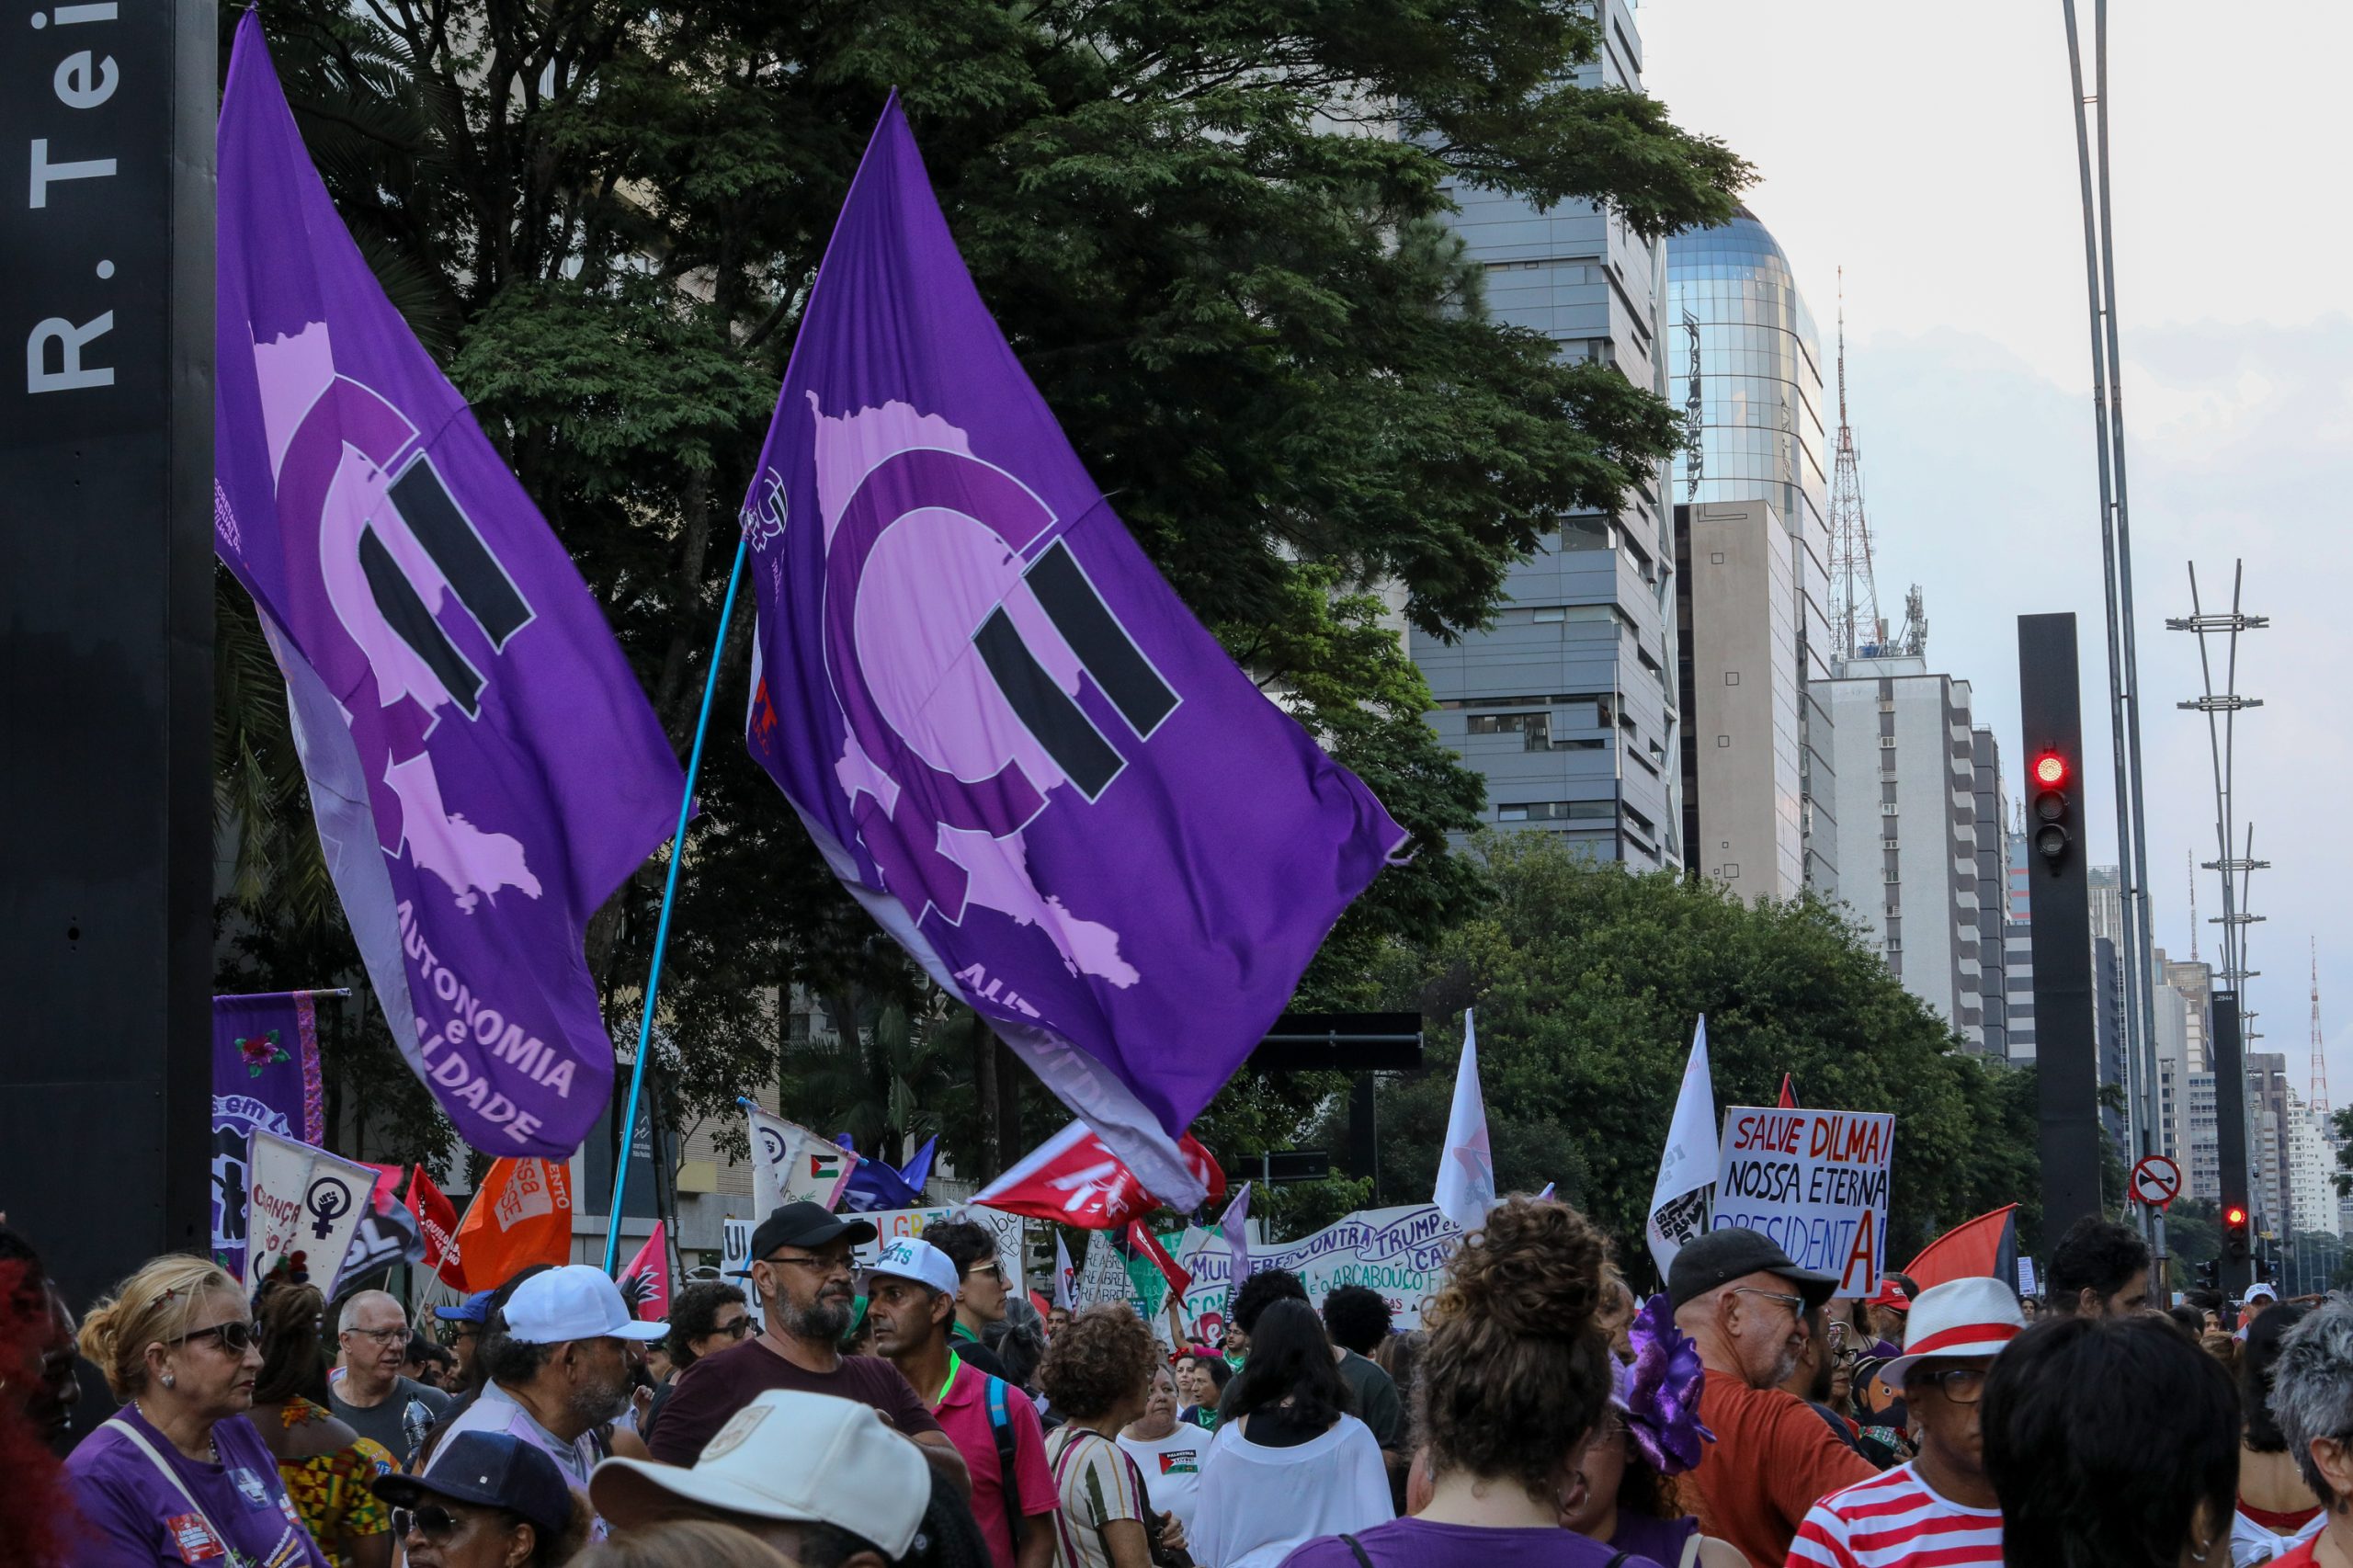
[1563,1302,1742,1568]
[1279,1197,1666,1568]
[64,1255,330,1568]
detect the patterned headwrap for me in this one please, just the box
[1611,1291,1713,1476]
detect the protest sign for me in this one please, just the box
[746,1104,856,1214]
[1711,1107,1893,1297]
[1171,1204,1464,1342]
[852,1204,1024,1290]
[243,1128,375,1288]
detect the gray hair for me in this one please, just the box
[337,1289,404,1335]
[2269,1296,2353,1497]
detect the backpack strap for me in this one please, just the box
[987,1377,1024,1553]
[1341,1534,1376,1568]
[106,1417,230,1552]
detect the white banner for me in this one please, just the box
[1711,1107,1894,1298]
[1647,1017,1719,1278]
[747,1104,855,1214]
[1170,1204,1463,1343]
[244,1128,374,1289]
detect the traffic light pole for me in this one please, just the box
[2213,994,2254,1300]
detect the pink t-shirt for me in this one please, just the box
[933,1358,1055,1568]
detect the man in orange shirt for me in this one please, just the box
[1670,1230,1878,1568]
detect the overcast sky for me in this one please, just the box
[1638,0,2352,1096]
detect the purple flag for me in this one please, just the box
[211,991,327,1278]
[741,99,1406,1205]
[212,17,684,1159]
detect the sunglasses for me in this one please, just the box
[716,1317,755,1339]
[172,1320,257,1356]
[393,1505,464,1543]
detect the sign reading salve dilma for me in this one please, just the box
[0,0,217,1309]
[1711,1108,1894,1298]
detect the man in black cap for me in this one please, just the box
[646,1200,968,1495]
[1668,1227,1878,1568]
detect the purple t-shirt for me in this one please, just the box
[1283,1519,1666,1568]
[64,1405,331,1568]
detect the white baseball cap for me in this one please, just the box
[503,1264,667,1344]
[1878,1277,2025,1385]
[2245,1282,2279,1303]
[865,1236,960,1297]
[590,1390,928,1556]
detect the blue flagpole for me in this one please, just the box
[603,532,749,1275]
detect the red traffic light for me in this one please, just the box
[2227,1206,2247,1226]
[2033,752,2068,788]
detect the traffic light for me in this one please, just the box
[2029,748,2074,871]
[2196,1258,2219,1291]
[2225,1204,2251,1265]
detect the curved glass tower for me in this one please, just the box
[1666,209,1837,896]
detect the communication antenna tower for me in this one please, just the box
[1825,269,1883,659]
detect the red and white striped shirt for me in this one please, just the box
[1786,1460,2004,1568]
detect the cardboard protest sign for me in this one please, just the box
[1173,1204,1464,1342]
[243,1127,375,1288]
[1711,1108,1893,1297]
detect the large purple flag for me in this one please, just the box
[211,991,327,1278]
[742,99,1406,1205]
[212,17,684,1159]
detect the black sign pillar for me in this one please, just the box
[0,0,215,1305]
[2018,614,2100,1237]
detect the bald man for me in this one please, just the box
[330,1289,450,1468]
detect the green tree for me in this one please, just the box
[214,0,1749,1169]
[1358,832,2039,1277]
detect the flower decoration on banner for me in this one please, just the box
[1614,1292,1713,1476]
[238,1029,290,1077]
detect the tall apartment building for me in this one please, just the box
[1665,210,1836,897]
[1415,0,1682,868]
[1823,657,1984,1047]
[1675,499,1803,897]
[2006,835,2036,1061]
[1971,730,2011,1058]
[2093,935,2128,1152]
[2289,1098,2342,1240]
[2249,1051,2295,1237]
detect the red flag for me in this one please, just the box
[405,1165,468,1290]
[1777,1074,1799,1109]
[972,1120,1225,1229]
[452,1157,574,1291]
[1903,1204,2020,1293]
[619,1221,671,1323]
[1125,1219,1193,1298]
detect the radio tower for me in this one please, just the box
[2313,940,2330,1115]
[1826,268,1884,660]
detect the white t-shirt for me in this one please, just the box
[1117,1425,1210,1533]
[426,1381,605,1539]
[1190,1413,1392,1568]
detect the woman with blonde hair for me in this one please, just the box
[64,1253,330,1565]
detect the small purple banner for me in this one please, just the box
[740,98,1405,1205]
[212,17,684,1158]
[211,990,326,1278]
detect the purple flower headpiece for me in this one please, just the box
[1611,1292,1713,1476]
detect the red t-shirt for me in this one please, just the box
[932,1358,1056,1568]
[1688,1369,1878,1568]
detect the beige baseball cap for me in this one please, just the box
[590,1390,927,1557]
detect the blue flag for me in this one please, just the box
[834,1133,936,1212]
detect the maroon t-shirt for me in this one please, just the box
[647,1336,940,1466]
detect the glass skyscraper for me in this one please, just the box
[1667,210,1837,893]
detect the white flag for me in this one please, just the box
[1646,1016,1719,1278]
[243,1128,374,1289]
[1433,1010,1497,1232]
[745,1102,855,1214]
[1053,1231,1076,1310]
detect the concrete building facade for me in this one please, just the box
[1415,0,1681,867]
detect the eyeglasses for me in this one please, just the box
[714,1317,755,1339]
[1913,1366,1989,1405]
[762,1252,855,1276]
[172,1320,257,1356]
[1731,1288,1806,1319]
[392,1504,463,1543]
[963,1262,1007,1284]
[435,1321,481,1346]
[342,1325,407,1346]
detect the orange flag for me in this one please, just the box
[453,1157,574,1291]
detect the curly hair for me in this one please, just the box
[1415,1196,1614,1502]
[921,1220,998,1279]
[1036,1304,1157,1422]
[665,1281,747,1369]
[2044,1217,2150,1312]
[1323,1285,1393,1356]
[1232,1268,1308,1335]
[254,1280,330,1406]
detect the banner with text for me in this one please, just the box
[1172,1203,1464,1343]
[1711,1107,1893,1298]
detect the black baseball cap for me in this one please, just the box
[1666,1227,1839,1311]
[743,1200,879,1267]
[373,1432,573,1538]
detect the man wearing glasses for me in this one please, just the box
[1669,1229,1877,1568]
[646,1200,970,1496]
[1790,1278,2022,1568]
[922,1217,1022,1381]
[330,1289,451,1468]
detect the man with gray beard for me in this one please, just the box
[424,1264,667,1539]
[646,1200,967,1494]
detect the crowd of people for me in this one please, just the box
[2,1196,2347,1568]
